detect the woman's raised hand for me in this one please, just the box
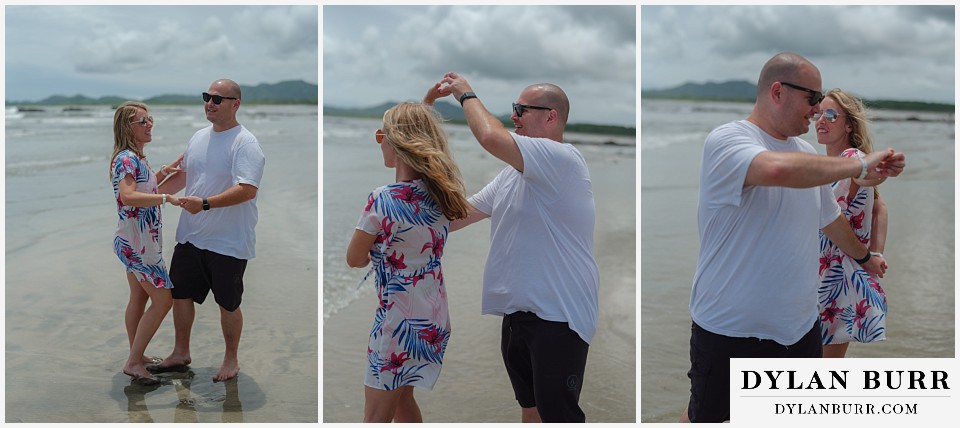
[164,152,186,176]
[423,82,452,106]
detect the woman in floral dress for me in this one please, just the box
[815,89,890,358]
[347,93,470,422]
[111,101,183,384]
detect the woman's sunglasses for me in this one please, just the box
[375,129,385,144]
[131,116,154,127]
[512,102,552,118]
[813,108,841,123]
[202,92,239,105]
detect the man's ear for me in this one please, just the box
[770,82,784,105]
[547,108,559,123]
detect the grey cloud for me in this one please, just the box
[70,6,314,76]
[236,6,318,57]
[898,5,954,25]
[641,5,953,103]
[322,5,634,125]
[399,6,635,84]
[70,15,237,75]
[72,29,176,74]
[558,5,636,45]
[322,26,389,80]
[703,6,954,61]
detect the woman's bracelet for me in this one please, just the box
[161,194,167,206]
[857,158,868,179]
[159,165,169,177]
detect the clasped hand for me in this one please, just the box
[163,195,203,214]
[176,195,205,214]
[863,149,906,180]
[861,253,888,278]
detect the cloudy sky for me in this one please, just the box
[323,5,637,127]
[4,5,318,102]
[642,5,955,104]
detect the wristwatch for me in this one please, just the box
[202,198,210,211]
[458,92,477,106]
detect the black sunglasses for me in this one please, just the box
[512,102,552,118]
[202,92,239,105]
[780,82,824,106]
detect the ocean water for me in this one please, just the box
[5,104,319,422]
[640,99,956,422]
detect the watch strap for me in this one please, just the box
[458,92,477,106]
[853,251,871,265]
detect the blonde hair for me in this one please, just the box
[825,88,879,198]
[110,101,149,178]
[382,102,470,220]
[824,88,874,154]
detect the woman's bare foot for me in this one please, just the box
[123,362,160,385]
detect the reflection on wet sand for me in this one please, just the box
[121,369,247,423]
[124,382,162,423]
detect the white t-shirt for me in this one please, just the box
[469,133,600,344]
[176,125,265,260]
[689,120,840,345]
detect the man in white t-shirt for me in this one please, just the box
[152,79,265,383]
[434,73,599,423]
[682,53,905,422]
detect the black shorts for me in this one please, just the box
[169,242,247,312]
[686,320,822,423]
[501,311,589,422]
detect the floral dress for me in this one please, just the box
[356,180,451,391]
[111,150,172,289]
[818,148,886,345]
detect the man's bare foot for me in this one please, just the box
[212,359,240,382]
[153,353,192,373]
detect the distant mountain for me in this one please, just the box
[642,80,757,101]
[34,94,129,106]
[324,101,636,137]
[642,80,954,113]
[324,100,475,122]
[7,80,318,106]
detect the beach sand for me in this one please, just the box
[321,129,636,423]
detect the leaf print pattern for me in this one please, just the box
[357,180,452,391]
[111,150,172,289]
[818,148,886,345]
